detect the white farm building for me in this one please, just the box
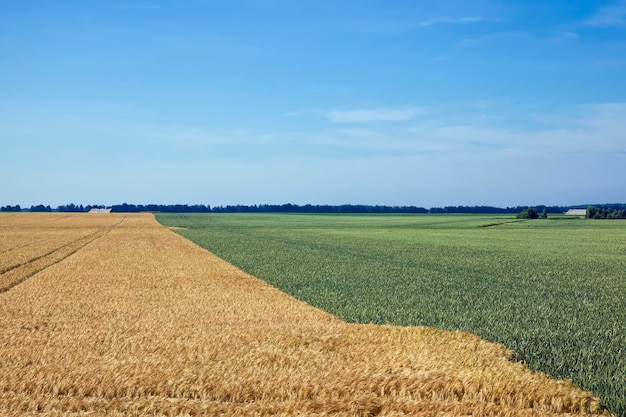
[564,209,586,216]
[89,208,112,213]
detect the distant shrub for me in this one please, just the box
[517,207,539,219]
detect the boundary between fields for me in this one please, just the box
[478,219,526,228]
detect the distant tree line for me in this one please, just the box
[110,204,213,213]
[210,204,430,214]
[57,204,108,212]
[105,203,580,214]
[586,205,626,219]
[2,203,625,215]
[429,205,564,214]
[108,203,430,214]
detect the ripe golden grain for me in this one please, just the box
[0,213,611,416]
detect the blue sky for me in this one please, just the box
[1,1,625,208]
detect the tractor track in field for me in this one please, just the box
[0,242,31,256]
[0,216,128,293]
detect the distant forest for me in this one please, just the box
[3,203,626,215]
[586,205,626,219]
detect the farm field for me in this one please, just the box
[158,213,626,416]
[0,212,612,416]
[0,213,126,293]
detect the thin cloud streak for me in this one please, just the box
[319,102,626,155]
[419,16,494,27]
[327,107,426,123]
[458,31,529,48]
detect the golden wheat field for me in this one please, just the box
[0,213,611,416]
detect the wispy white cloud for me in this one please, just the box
[458,37,481,47]
[326,107,426,123]
[458,31,529,48]
[3,100,624,206]
[579,1,626,27]
[339,14,497,35]
[316,102,626,156]
[419,16,495,27]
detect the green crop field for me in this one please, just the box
[157,213,626,416]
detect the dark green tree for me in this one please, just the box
[30,204,52,212]
[517,207,539,219]
[587,205,626,219]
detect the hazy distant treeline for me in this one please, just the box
[109,203,430,214]
[5,203,625,214]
